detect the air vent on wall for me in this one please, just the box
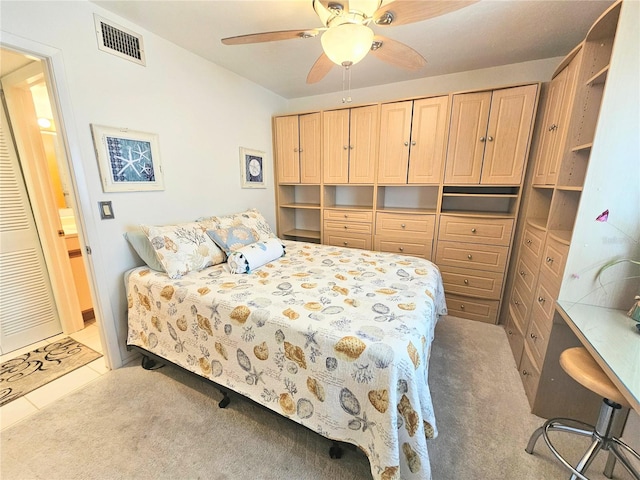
[94,14,146,66]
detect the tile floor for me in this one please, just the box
[0,321,109,431]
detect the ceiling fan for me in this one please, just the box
[221,1,477,85]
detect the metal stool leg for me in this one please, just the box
[570,439,603,480]
[608,439,640,480]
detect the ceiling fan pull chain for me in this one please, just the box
[342,63,352,104]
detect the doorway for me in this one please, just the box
[0,47,97,355]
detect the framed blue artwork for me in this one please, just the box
[240,147,266,189]
[91,124,164,192]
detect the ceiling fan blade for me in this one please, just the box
[307,53,335,84]
[373,1,477,27]
[222,29,323,45]
[370,35,427,71]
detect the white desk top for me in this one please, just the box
[557,301,640,413]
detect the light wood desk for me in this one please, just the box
[557,301,640,414]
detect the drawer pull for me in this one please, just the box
[460,304,465,310]
[467,254,473,260]
[514,300,520,306]
[530,333,537,340]
[546,257,554,264]
[344,225,348,229]
[519,270,526,277]
[399,247,404,252]
[471,228,477,233]
[522,369,529,376]
[538,296,546,303]
[343,242,348,246]
[508,330,513,335]
[463,279,469,285]
[344,214,348,218]
[526,239,532,245]
[401,224,406,228]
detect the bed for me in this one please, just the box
[126,234,447,480]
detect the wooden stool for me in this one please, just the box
[525,347,640,480]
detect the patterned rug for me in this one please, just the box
[0,337,102,406]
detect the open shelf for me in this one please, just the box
[324,185,374,210]
[527,217,549,231]
[571,143,593,153]
[547,189,581,236]
[558,148,590,188]
[281,229,321,242]
[376,185,439,212]
[547,229,572,245]
[278,184,320,208]
[279,203,321,209]
[586,65,609,86]
[441,186,520,216]
[278,208,321,243]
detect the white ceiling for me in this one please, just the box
[93,0,613,99]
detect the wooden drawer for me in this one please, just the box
[521,223,545,261]
[520,345,541,405]
[505,311,525,367]
[540,236,569,287]
[440,265,504,300]
[526,306,551,371]
[509,279,531,333]
[438,216,514,246]
[514,253,537,299]
[435,241,509,273]
[531,275,559,329]
[324,209,373,223]
[445,293,499,324]
[374,236,432,259]
[375,212,435,237]
[324,232,372,250]
[324,220,372,235]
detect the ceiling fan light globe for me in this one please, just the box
[321,23,374,66]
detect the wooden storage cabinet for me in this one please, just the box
[444,85,538,185]
[274,113,321,184]
[377,96,449,184]
[323,209,373,250]
[323,106,378,184]
[500,2,621,420]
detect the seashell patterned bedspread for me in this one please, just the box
[126,240,447,480]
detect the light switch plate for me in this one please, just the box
[99,201,114,219]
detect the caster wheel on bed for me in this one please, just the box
[329,442,343,459]
[141,355,158,370]
[218,391,230,409]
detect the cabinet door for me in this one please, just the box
[323,109,350,184]
[274,115,300,183]
[408,96,449,184]
[349,105,378,184]
[377,101,412,184]
[546,50,581,185]
[444,91,491,184]
[481,84,538,185]
[532,74,566,185]
[299,112,321,184]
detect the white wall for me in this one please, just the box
[1,1,287,367]
[559,0,640,308]
[284,56,562,113]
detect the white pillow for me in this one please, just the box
[141,222,225,278]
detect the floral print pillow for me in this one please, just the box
[198,208,277,242]
[141,222,225,278]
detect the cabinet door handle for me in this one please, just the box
[343,145,348,150]
[487,136,494,142]
[411,141,416,146]
[299,148,304,153]
[480,136,486,142]
[349,145,354,150]
[294,147,299,152]
[467,254,473,260]
[471,228,477,233]
[404,141,409,146]
[548,124,558,131]
[538,296,546,303]
[546,257,554,264]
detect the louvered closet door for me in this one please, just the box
[0,104,61,354]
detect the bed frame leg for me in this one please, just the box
[218,390,230,408]
[141,355,163,370]
[329,442,343,459]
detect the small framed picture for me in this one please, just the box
[239,147,266,189]
[91,124,164,192]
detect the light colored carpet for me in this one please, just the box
[1,316,635,479]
